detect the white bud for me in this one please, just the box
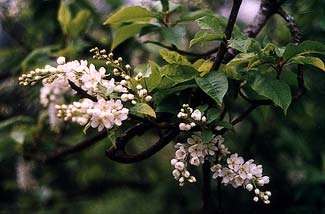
[121,94,129,102]
[185,124,192,131]
[131,100,137,105]
[57,56,66,65]
[179,123,186,131]
[254,189,260,195]
[179,177,185,183]
[145,95,152,102]
[171,159,178,165]
[245,184,253,191]
[263,195,269,201]
[188,176,196,183]
[183,170,190,178]
[265,191,271,196]
[190,122,196,127]
[136,84,142,90]
[125,64,131,70]
[127,94,135,100]
[201,116,207,122]
[253,196,259,202]
[175,162,185,171]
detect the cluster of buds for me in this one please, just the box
[90,47,132,78]
[171,133,227,186]
[252,188,271,204]
[210,153,271,204]
[177,104,207,131]
[18,65,59,86]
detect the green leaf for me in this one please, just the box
[196,60,213,77]
[153,82,197,104]
[228,38,252,53]
[57,1,71,35]
[178,9,215,23]
[144,61,161,92]
[0,116,33,131]
[201,129,213,144]
[107,130,116,148]
[160,65,198,83]
[206,108,220,123]
[195,72,228,106]
[218,64,242,80]
[195,15,226,32]
[283,40,325,61]
[286,56,325,71]
[160,49,192,66]
[196,104,209,112]
[156,76,177,89]
[190,31,223,47]
[21,46,59,71]
[211,120,233,130]
[111,23,150,50]
[248,72,292,113]
[130,103,156,118]
[68,10,91,38]
[104,6,156,25]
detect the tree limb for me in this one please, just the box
[105,123,179,163]
[23,130,108,163]
[277,7,306,101]
[211,0,242,71]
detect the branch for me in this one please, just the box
[277,8,306,101]
[223,0,286,63]
[211,0,242,71]
[68,80,98,102]
[106,123,179,163]
[23,131,108,163]
[144,40,219,58]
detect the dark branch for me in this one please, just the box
[277,8,306,101]
[239,90,273,105]
[106,123,179,163]
[211,0,242,71]
[144,40,218,58]
[68,80,97,102]
[223,0,285,63]
[24,131,108,163]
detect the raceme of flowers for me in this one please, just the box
[18,48,153,132]
[171,131,271,204]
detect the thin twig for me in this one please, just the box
[211,0,242,71]
[24,130,108,163]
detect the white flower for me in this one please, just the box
[175,162,185,171]
[227,153,244,172]
[191,109,202,121]
[175,148,187,160]
[221,168,235,184]
[172,169,181,179]
[211,164,223,179]
[80,64,105,92]
[189,157,201,166]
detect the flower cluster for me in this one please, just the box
[171,131,271,204]
[171,133,227,186]
[19,51,154,132]
[177,104,207,131]
[56,98,128,131]
[210,153,271,204]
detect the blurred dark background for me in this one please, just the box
[1,0,325,213]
